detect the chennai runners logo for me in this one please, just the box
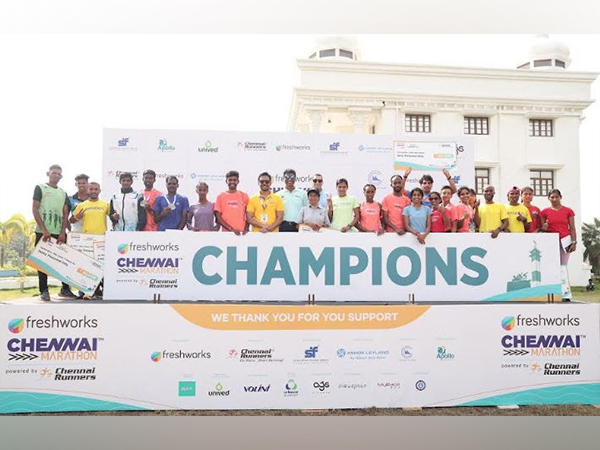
[501,316,515,331]
[8,318,24,334]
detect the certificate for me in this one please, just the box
[394,140,457,171]
[68,232,105,267]
[26,238,103,295]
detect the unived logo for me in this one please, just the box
[198,141,219,153]
[501,316,515,331]
[208,382,230,396]
[8,318,24,334]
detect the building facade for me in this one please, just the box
[288,35,597,286]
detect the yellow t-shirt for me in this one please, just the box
[505,204,532,233]
[478,203,508,233]
[247,192,284,232]
[73,200,110,235]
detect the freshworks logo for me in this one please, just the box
[117,243,129,254]
[8,319,24,334]
[150,351,162,362]
[502,316,515,331]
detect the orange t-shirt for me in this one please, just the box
[214,191,250,232]
[359,201,382,232]
[454,203,473,233]
[381,194,411,232]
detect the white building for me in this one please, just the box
[288,35,596,286]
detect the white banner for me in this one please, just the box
[26,238,103,295]
[102,129,474,205]
[1,303,598,412]
[103,232,561,302]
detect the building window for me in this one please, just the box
[339,49,354,59]
[529,119,553,137]
[405,114,431,133]
[555,59,566,68]
[534,59,552,67]
[309,52,316,59]
[517,62,531,70]
[475,168,490,195]
[464,117,489,135]
[319,49,336,58]
[370,125,376,134]
[530,170,554,196]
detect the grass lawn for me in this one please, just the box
[0,286,60,301]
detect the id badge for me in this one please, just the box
[261,213,268,223]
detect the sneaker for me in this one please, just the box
[39,291,51,302]
[91,293,103,300]
[58,288,77,299]
[77,291,85,299]
[562,298,572,302]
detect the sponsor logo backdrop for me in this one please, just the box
[1,304,598,412]
[103,129,474,203]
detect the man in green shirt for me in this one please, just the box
[32,164,77,301]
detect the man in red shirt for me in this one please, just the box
[140,169,162,231]
[382,175,411,235]
[215,170,250,235]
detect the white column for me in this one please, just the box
[304,107,327,133]
[348,107,373,134]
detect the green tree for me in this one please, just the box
[582,217,600,276]
[0,214,27,267]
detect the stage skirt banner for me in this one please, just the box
[26,238,103,296]
[0,303,598,413]
[102,231,561,302]
[102,129,474,207]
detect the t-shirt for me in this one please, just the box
[505,204,532,233]
[297,204,330,226]
[73,200,110,235]
[402,205,432,233]
[188,202,219,231]
[477,203,508,233]
[331,195,359,231]
[141,188,162,231]
[317,190,332,209]
[33,184,70,235]
[524,204,541,233]
[540,206,575,239]
[247,192,284,232]
[359,202,382,232]
[381,194,411,232]
[430,210,446,233]
[69,192,88,233]
[441,202,458,231]
[454,203,473,233]
[422,191,432,207]
[215,191,249,232]
[279,188,308,222]
[155,194,190,231]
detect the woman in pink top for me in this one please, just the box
[357,184,385,235]
[455,186,474,233]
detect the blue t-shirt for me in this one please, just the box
[155,194,190,231]
[402,205,432,233]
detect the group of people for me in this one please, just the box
[32,164,578,301]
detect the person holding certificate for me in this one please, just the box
[154,176,190,231]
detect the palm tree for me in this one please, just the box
[582,217,600,276]
[0,214,27,267]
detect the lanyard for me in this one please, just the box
[165,195,176,207]
[260,195,270,211]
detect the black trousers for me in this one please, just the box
[279,221,298,232]
[35,233,71,293]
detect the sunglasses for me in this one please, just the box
[429,196,441,201]
[313,179,323,183]
[284,174,296,180]
[259,179,271,184]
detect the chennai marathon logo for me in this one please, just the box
[6,316,101,362]
[227,348,283,363]
[500,314,584,357]
[116,241,181,274]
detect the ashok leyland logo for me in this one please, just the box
[8,318,24,334]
